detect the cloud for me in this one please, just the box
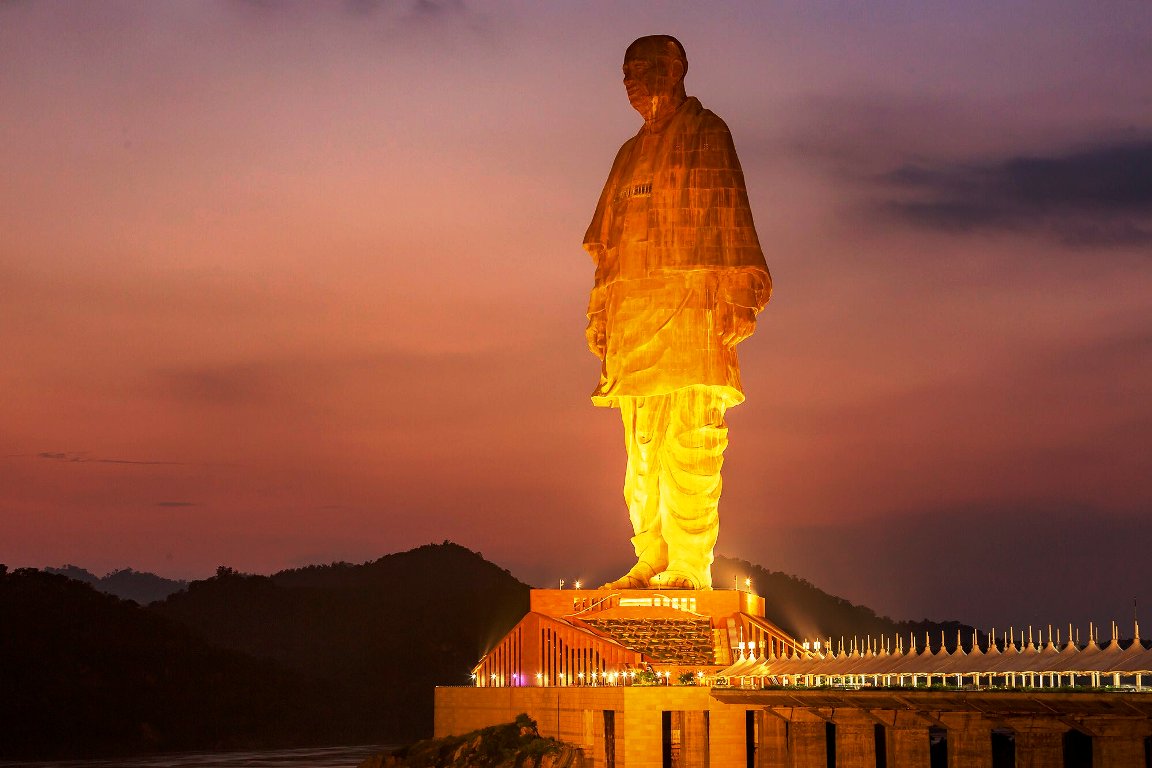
[228,0,466,21]
[410,0,464,17]
[154,364,278,406]
[37,451,182,466]
[879,139,1152,247]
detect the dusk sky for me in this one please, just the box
[2,1,1150,635]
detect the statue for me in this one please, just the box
[584,35,771,590]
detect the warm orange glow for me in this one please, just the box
[585,36,771,591]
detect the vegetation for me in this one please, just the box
[0,566,328,759]
[45,565,188,604]
[378,714,578,768]
[716,555,981,650]
[153,542,530,744]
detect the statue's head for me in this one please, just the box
[623,35,688,123]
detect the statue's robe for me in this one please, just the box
[583,96,772,408]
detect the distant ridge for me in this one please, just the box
[45,565,187,604]
[152,542,531,746]
[715,555,979,650]
[0,565,326,760]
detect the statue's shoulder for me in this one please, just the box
[676,98,733,140]
[618,132,642,152]
[700,109,731,133]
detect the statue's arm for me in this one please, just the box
[585,309,607,360]
[584,244,608,360]
[718,270,771,346]
[698,119,772,346]
[583,138,636,360]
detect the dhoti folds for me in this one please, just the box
[619,386,729,589]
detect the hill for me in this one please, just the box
[152,542,531,745]
[0,566,329,760]
[45,565,188,604]
[714,555,979,650]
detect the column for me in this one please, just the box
[833,710,877,768]
[705,706,746,768]
[1007,718,1065,768]
[681,711,709,768]
[621,707,664,768]
[758,713,789,768]
[788,720,828,768]
[1087,717,1151,768]
[940,712,993,768]
[885,711,931,768]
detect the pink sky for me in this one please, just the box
[2,1,1150,631]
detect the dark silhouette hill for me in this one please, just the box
[45,564,188,604]
[715,555,979,651]
[0,565,329,760]
[151,542,531,745]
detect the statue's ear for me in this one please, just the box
[666,40,686,83]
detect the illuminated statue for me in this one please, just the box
[585,35,771,590]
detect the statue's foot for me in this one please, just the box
[600,561,659,590]
[648,565,708,590]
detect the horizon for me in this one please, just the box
[26,540,1152,645]
[2,1,1150,636]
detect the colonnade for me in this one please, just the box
[657,705,1151,768]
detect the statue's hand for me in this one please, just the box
[720,303,756,347]
[586,312,607,360]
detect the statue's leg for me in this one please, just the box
[601,395,670,589]
[648,387,728,590]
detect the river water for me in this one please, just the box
[0,745,396,768]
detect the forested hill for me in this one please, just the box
[1,544,531,760]
[0,566,329,760]
[44,564,187,604]
[715,555,978,650]
[152,543,532,745]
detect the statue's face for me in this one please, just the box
[623,40,682,120]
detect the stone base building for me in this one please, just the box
[437,589,1152,767]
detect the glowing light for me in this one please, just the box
[574,580,582,590]
[584,59,771,591]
